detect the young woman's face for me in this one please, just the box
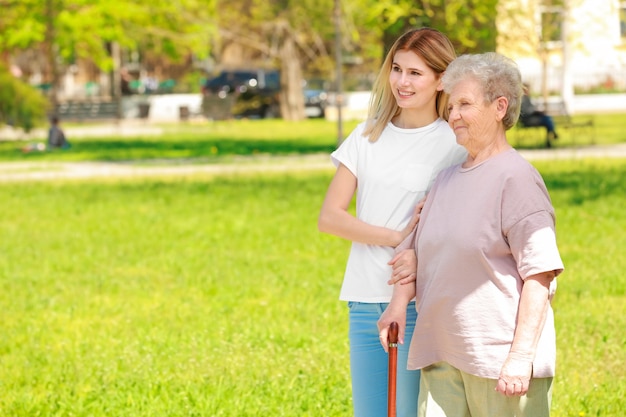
[388,50,441,111]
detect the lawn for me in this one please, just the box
[0,112,624,163]
[0,154,624,416]
[0,116,625,416]
[0,119,359,163]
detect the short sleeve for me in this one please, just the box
[330,122,367,176]
[508,211,564,279]
[501,162,564,279]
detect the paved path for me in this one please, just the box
[0,154,334,182]
[1,144,625,183]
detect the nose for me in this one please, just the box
[448,106,460,121]
[398,72,410,85]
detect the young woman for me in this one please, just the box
[318,28,466,417]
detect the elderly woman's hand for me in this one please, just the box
[387,249,417,285]
[495,352,533,396]
[377,303,407,353]
[496,272,555,396]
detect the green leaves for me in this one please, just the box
[0,0,216,67]
[0,63,49,131]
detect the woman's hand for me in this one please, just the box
[377,303,407,353]
[387,249,417,285]
[495,352,533,396]
[398,198,425,243]
[495,271,555,397]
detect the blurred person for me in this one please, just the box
[47,116,70,149]
[379,52,564,417]
[520,83,558,147]
[318,27,466,417]
[121,68,133,95]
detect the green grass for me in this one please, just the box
[510,113,626,149]
[1,113,624,163]
[532,159,626,417]
[0,157,625,416]
[0,119,359,163]
[0,173,352,416]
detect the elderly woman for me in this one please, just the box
[378,52,564,417]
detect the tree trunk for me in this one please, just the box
[278,26,305,121]
[109,41,123,119]
[45,0,59,111]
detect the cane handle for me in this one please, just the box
[389,321,399,346]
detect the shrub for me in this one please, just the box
[0,63,50,132]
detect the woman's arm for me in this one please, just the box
[318,164,417,247]
[496,270,556,397]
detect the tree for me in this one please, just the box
[1,0,500,123]
[213,0,336,120]
[206,0,499,121]
[357,0,498,56]
[0,0,217,106]
[0,63,48,131]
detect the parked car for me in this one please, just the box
[202,69,329,120]
[201,69,280,120]
[302,78,329,118]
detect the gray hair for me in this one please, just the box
[442,52,523,130]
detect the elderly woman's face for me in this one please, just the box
[447,77,500,153]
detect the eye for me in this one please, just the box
[410,70,421,76]
[391,65,401,72]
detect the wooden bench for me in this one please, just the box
[55,100,121,121]
[514,99,595,147]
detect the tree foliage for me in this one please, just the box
[0,0,498,122]
[0,64,49,131]
[356,0,498,56]
[0,0,216,69]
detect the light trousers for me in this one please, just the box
[348,301,420,417]
[419,361,553,417]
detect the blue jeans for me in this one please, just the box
[521,113,556,134]
[348,301,419,417]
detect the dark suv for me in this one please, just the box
[202,69,329,120]
[201,69,281,119]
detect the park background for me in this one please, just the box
[2,0,626,128]
[2,1,626,416]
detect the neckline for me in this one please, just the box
[458,148,516,172]
[388,118,442,133]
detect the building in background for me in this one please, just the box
[497,0,626,110]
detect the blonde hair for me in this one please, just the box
[363,27,456,142]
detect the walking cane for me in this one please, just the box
[388,321,399,417]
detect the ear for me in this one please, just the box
[436,72,445,91]
[494,96,508,121]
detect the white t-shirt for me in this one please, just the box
[407,149,564,379]
[331,119,467,302]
